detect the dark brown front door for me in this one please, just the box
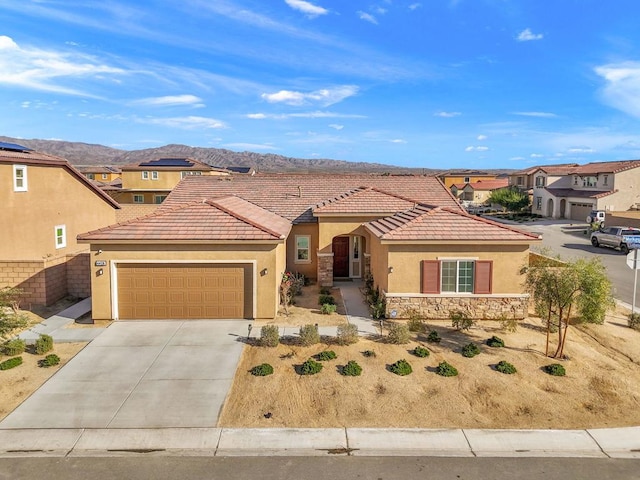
[332,237,350,278]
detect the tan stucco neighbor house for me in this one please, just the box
[1,142,120,306]
[79,174,540,322]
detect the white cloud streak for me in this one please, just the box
[131,94,204,107]
[357,11,378,24]
[262,85,358,106]
[223,142,279,151]
[139,115,226,129]
[517,28,543,42]
[434,111,461,117]
[465,146,489,152]
[247,111,366,119]
[512,111,557,118]
[284,0,328,17]
[595,62,640,118]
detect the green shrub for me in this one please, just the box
[318,294,336,306]
[436,361,458,377]
[486,335,505,348]
[341,360,362,376]
[499,315,519,333]
[300,358,323,375]
[260,325,280,347]
[336,323,359,345]
[426,330,441,343]
[34,334,53,355]
[321,303,337,315]
[362,350,376,357]
[319,286,332,295]
[461,343,480,358]
[412,346,430,358]
[299,324,320,346]
[544,363,566,376]
[387,323,410,344]
[316,350,337,361]
[2,338,26,356]
[38,354,60,368]
[370,296,386,320]
[250,363,274,376]
[450,310,474,331]
[405,308,426,332]
[629,313,640,331]
[496,360,517,374]
[0,356,23,370]
[389,359,412,376]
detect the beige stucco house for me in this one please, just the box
[80,173,540,322]
[450,179,509,204]
[1,142,120,306]
[436,170,499,189]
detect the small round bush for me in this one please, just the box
[321,303,337,315]
[362,350,376,357]
[544,363,566,376]
[319,286,332,295]
[0,356,23,371]
[387,323,410,345]
[486,335,505,348]
[436,361,458,377]
[299,324,320,346]
[412,346,430,358]
[341,360,362,376]
[34,334,54,355]
[2,338,26,356]
[496,360,517,374]
[250,363,274,376]
[260,325,280,347]
[318,294,336,306]
[426,330,441,343]
[628,313,640,331]
[389,359,413,376]
[336,323,359,345]
[450,310,474,331]
[39,354,61,368]
[461,343,480,358]
[300,358,323,375]
[316,350,337,361]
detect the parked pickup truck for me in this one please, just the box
[590,226,640,254]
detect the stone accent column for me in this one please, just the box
[317,252,334,287]
[363,253,371,277]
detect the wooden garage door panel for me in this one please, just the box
[117,264,247,320]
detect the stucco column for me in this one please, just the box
[317,252,334,287]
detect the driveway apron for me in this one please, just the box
[0,320,248,429]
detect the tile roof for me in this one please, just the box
[164,173,461,223]
[77,165,122,174]
[572,160,640,175]
[78,195,290,242]
[121,157,228,172]
[511,163,579,175]
[545,188,618,199]
[464,179,509,190]
[312,187,417,215]
[366,205,541,242]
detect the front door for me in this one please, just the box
[332,237,350,278]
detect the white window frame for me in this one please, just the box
[13,165,27,192]
[603,175,608,186]
[295,235,311,264]
[101,173,108,180]
[153,194,167,204]
[181,171,203,179]
[54,224,66,249]
[535,196,542,210]
[141,171,149,180]
[133,194,144,203]
[464,176,470,183]
[151,171,159,180]
[440,259,474,293]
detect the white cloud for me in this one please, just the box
[223,142,279,151]
[477,134,488,141]
[284,0,328,18]
[510,157,526,161]
[465,146,489,152]
[530,153,544,158]
[595,62,640,118]
[434,111,461,117]
[567,146,595,154]
[408,3,422,10]
[517,28,543,42]
[390,139,407,144]
[261,85,358,106]
[246,111,366,119]
[358,11,378,24]
[131,94,204,107]
[329,124,344,130]
[513,111,557,118]
[140,115,226,129]
[247,113,267,119]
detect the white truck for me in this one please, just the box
[590,226,640,254]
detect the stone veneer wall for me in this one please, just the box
[385,293,529,320]
[317,253,334,287]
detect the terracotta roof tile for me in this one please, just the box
[313,187,417,214]
[572,160,640,175]
[465,179,509,190]
[546,188,618,199]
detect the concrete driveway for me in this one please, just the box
[0,321,248,429]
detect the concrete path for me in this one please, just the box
[1,320,247,429]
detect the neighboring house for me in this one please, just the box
[0,142,120,306]
[451,179,509,204]
[508,163,578,193]
[436,170,499,189]
[77,165,122,183]
[79,174,540,322]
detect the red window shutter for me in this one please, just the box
[474,260,493,294]
[421,260,440,294]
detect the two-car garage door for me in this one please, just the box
[117,263,252,320]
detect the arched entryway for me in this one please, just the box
[547,198,554,218]
[559,199,566,219]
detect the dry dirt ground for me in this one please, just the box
[219,303,640,429]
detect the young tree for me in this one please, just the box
[524,255,614,358]
[487,187,530,212]
[0,287,28,340]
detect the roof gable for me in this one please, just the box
[312,187,417,215]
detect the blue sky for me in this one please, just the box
[2,1,640,168]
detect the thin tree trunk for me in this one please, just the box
[545,307,551,357]
[553,307,564,358]
[558,304,572,358]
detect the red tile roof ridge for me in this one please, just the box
[435,206,542,239]
[313,186,422,210]
[206,195,289,239]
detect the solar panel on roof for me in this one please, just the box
[0,141,33,153]
[139,158,194,167]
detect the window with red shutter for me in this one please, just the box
[474,260,493,294]
[421,260,440,294]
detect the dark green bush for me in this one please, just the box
[316,350,337,361]
[436,361,458,377]
[336,323,359,345]
[389,359,412,376]
[38,354,60,368]
[300,358,323,375]
[341,360,362,376]
[34,334,53,355]
[299,324,320,346]
[318,294,336,306]
[2,338,26,356]
[319,286,332,295]
[370,296,386,320]
[450,310,474,331]
[250,363,274,376]
[260,325,280,347]
[486,335,505,348]
[426,330,441,343]
[387,323,410,344]
[412,346,430,358]
[629,313,640,331]
[321,303,337,315]
[461,343,480,358]
[362,350,376,357]
[0,356,23,370]
[544,363,566,376]
[496,360,517,374]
